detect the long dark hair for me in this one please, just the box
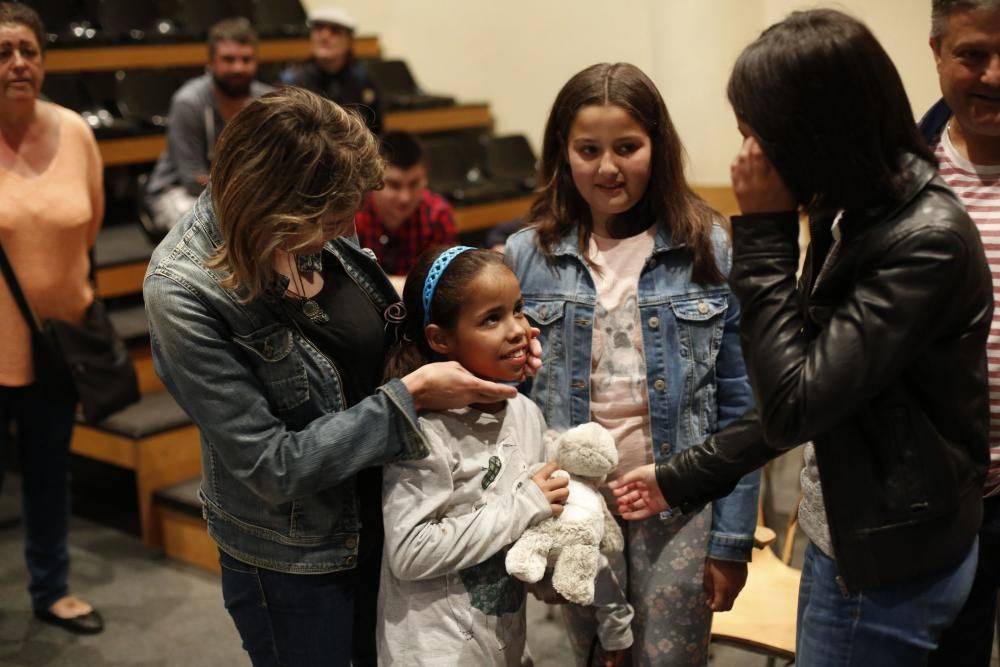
[728,9,935,214]
[384,247,510,379]
[530,62,724,285]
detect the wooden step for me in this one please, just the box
[94,224,156,298]
[384,103,491,134]
[46,36,380,73]
[108,303,150,344]
[130,347,164,395]
[155,477,220,573]
[453,195,533,233]
[71,392,200,547]
[99,102,495,165]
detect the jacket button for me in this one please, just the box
[538,305,548,319]
[648,316,660,330]
[345,537,358,549]
[697,301,709,315]
[654,379,666,392]
[660,442,672,454]
[344,555,356,566]
[263,342,273,357]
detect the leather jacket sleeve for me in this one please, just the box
[656,203,984,511]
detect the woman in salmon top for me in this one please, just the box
[0,2,105,635]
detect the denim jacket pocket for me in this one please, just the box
[522,299,568,417]
[670,295,729,363]
[671,295,728,439]
[234,325,310,412]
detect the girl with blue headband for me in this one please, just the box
[379,246,633,665]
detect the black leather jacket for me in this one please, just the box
[656,155,992,591]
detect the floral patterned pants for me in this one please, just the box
[562,506,712,666]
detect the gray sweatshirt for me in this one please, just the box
[378,395,551,666]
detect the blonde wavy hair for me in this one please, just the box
[208,87,384,300]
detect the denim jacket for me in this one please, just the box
[143,191,427,574]
[505,222,759,561]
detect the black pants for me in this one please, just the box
[219,531,381,667]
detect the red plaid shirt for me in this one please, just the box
[355,189,456,275]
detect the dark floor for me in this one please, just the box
[0,451,996,666]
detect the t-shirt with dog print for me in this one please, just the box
[587,228,656,507]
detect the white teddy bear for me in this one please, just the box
[505,422,624,606]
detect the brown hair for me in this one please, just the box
[0,2,44,54]
[208,17,258,59]
[384,247,510,379]
[208,87,383,300]
[531,62,724,285]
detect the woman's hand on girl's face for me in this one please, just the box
[524,327,543,376]
[401,361,518,412]
[730,135,797,215]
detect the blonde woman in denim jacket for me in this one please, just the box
[144,88,537,667]
[505,63,759,666]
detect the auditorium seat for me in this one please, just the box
[254,0,309,38]
[366,59,455,111]
[487,134,537,192]
[33,0,99,46]
[94,0,177,43]
[424,134,521,205]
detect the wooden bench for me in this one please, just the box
[71,392,200,547]
[154,477,219,573]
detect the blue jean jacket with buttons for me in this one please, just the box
[505,221,759,561]
[143,191,427,574]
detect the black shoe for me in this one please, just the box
[34,607,105,635]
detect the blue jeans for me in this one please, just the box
[796,539,978,667]
[219,540,380,667]
[929,494,1000,667]
[0,383,77,611]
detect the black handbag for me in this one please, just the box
[0,240,140,424]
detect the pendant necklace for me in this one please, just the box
[287,253,329,324]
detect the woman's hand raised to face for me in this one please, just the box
[730,134,797,215]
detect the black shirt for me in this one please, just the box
[282,252,388,544]
[282,253,387,407]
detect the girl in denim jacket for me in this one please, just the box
[505,63,759,666]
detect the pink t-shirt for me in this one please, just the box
[587,228,656,508]
[0,104,104,386]
[935,130,1000,497]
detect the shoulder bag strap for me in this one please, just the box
[0,239,42,333]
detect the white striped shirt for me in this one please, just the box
[935,130,1000,497]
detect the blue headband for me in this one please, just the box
[422,246,475,327]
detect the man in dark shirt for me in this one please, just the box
[355,131,456,294]
[280,7,382,134]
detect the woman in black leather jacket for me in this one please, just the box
[611,9,993,666]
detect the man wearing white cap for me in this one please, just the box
[280,7,383,134]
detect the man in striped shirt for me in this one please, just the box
[922,1,1000,664]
